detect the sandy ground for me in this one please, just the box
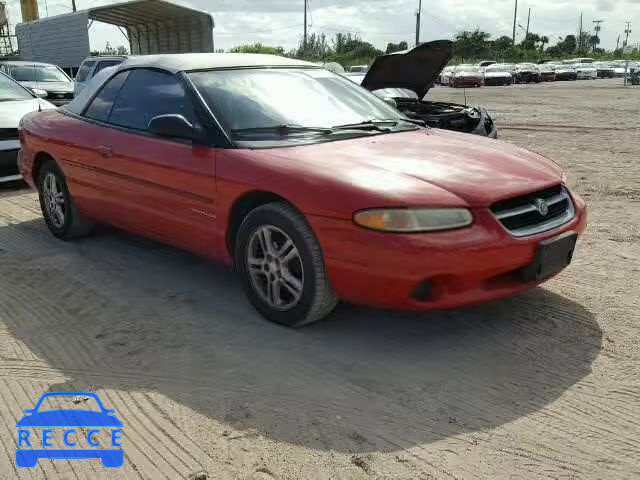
[0,78,639,479]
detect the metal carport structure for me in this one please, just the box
[16,0,214,69]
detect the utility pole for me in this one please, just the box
[415,0,422,46]
[593,19,604,52]
[525,8,531,39]
[512,0,518,45]
[616,35,620,51]
[578,13,583,49]
[624,21,632,47]
[303,0,307,56]
[71,0,76,12]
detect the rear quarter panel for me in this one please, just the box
[19,110,104,213]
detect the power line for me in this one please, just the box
[216,24,302,35]
[313,25,414,35]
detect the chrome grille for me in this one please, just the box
[0,128,18,141]
[491,185,575,237]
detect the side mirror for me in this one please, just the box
[31,88,48,99]
[148,114,200,141]
[382,97,397,109]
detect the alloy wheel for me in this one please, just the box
[43,172,66,228]
[246,225,304,311]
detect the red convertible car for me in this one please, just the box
[18,54,587,327]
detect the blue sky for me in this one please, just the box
[5,0,639,52]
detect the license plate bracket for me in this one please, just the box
[522,232,578,281]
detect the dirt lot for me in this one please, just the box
[0,79,639,479]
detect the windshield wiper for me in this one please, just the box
[231,125,333,137]
[333,119,399,132]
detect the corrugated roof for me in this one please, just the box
[88,0,214,28]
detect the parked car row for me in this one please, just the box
[436,60,637,87]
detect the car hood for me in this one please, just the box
[20,81,74,93]
[16,410,123,427]
[484,71,512,77]
[361,40,454,99]
[0,98,54,128]
[266,129,563,207]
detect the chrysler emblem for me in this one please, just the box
[533,198,549,216]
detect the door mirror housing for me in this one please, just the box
[382,97,397,109]
[148,114,201,141]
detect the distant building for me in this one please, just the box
[16,0,214,71]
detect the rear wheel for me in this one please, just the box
[37,160,93,240]
[235,202,338,327]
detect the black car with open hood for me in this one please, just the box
[353,41,497,138]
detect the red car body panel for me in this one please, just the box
[19,110,587,310]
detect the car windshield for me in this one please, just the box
[486,65,509,72]
[372,88,417,99]
[189,68,409,137]
[517,64,537,70]
[0,73,33,101]
[456,65,480,73]
[7,64,71,83]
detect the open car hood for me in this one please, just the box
[361,40,454,99]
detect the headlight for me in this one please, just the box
[31,88,48,97]
[353,208,473,233]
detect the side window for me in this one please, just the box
[108,69,198,132]
[83,71,129,123]
[95,60,122,74]
[75,61,95,83]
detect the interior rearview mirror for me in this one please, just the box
[148,114,200,141]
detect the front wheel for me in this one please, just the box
[235,202,338,327]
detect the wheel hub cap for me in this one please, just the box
[246,225,304,311]
[42,172,65,228]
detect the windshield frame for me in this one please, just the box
[0,71,36,102]
[186,66,419,149]
[5,63,72,83]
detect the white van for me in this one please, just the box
[74,56,127,96]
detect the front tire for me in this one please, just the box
[235,202,338,327]
[37,160,93,240]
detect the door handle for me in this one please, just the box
[97,146,113,158]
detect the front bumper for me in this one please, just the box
[308,191,587,310]
[451,77,482,87]
[484,76,512,86]
[0,140,20,181]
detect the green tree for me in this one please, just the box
[493,35,513,53]
[454,29,491,61]
[230,43,284,55]
[385,41,408,53]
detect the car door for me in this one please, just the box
[84,68,218,257]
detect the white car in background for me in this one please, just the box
[74,56,127,96]
[0,72,54,182]
[439,66,455,85]
[572,63,598,80]
[483,64,514,86]
[0,61,74,106]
